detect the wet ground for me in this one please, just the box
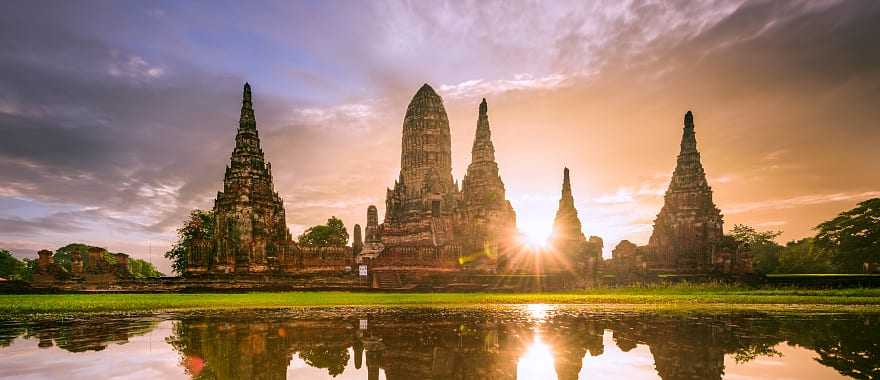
[0,305,877,379]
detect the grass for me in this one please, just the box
[3,284,880,314]
[766,273,880,277]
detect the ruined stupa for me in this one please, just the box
[459,98,517,244]
[382,84,460,246]
[211,83,293,273]
[648,111,724,271]
[551,167,586,244]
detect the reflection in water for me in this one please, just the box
[0,307,878,379]
[517,333,557,380]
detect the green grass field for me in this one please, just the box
[4,284,880,314]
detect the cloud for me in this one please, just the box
[727,192,880,214]
[438,73,573,100]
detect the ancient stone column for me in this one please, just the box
[113,253,129,273]
[365,205,381,243]
[353,224,364,256]
[36,250,53,272]
[87,247,103,271]
[70,251,83,274]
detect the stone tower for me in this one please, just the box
[212,83,293,273]
[353,224,363,256]
[383,84,460,246]
[460,98,517,242]
[551,167,586,244]
[648,111,723,271]
[365,205,381,243]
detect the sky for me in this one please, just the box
[1,0,878,274]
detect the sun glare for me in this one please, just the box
[519,228,552,249]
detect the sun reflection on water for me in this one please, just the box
[517,304,558,379]
[526,303,551,322]
[517,332,558,380]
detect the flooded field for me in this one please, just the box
[0,306,877,379]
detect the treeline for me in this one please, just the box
[0,243,163,281]
[733,198,879,274]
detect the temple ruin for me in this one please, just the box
[153,84,752,288]
[647,111,725,272]
[608,111,750,276]
[184,84,353,276]
[359,84,523,285]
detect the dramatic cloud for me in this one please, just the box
[1,0,878,271]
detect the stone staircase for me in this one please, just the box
[376,272,402,289]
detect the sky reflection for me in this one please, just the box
[0,309,870,379]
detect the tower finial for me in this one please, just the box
[239,82,256,130]
[563,167,571,192]
[479,98,487,116]
[684,110,694,127]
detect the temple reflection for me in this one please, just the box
[0,310,877,379]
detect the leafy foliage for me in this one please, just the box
[729,224,783,274]
[776,238,833,274]
[128,258,163,278]
[165,209,215,275]
[0,250,31,280]
[298,347,350,377]
[815,198,880,272]
[297,216,349,246]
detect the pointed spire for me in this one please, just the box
[552,167,585,243]
[470,97,495,163]
[239,82,256,130]
[562,167,571,194]
[680,110,697,154]
[230,82,264,164]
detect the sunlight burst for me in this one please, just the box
[519,227,552,249]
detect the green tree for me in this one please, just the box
[0,250,26,280]
[815,198,880,272]
[127,258,163,278]
[298,216,349,246]
[776,238,833,273]
[53,243,91,271]
[165,210,215,275]
[729,224,783,274]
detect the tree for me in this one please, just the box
[815,198,880,272]
[128,258,163,278]
[53,243,92,271]
[0,250,26,280]
[165,210,215,275]
[729,224,783,274]
[298,216,349,246]
[776,238,833,273]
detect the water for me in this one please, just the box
[0,306,877,379]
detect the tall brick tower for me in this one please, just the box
[212,83,292,273]
[382,84,460,246]
[648,111,724,271]
[551,167,586,244]
[460,98,517,244]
